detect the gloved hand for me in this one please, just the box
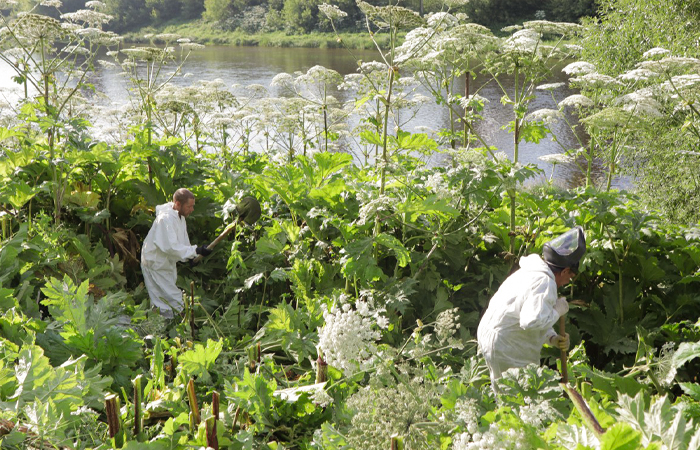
[554,296,569,316]
[196,245,212,256]
[549,333,570,351]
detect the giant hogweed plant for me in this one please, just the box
[0,0,119,226]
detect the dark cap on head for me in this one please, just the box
[543,226,586,271]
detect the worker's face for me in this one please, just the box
[555,267,576,287]
[175,198,195,218]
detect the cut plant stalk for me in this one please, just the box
[187,378,201,428]
[206,391,220,450]
[133,375,144,440]
[105,394,124,448]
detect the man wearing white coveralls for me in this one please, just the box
[141,188,211,318]
[477,226,586,384]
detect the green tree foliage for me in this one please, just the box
[577,0,700,223]
[581,0,700,75]
[203,0,232,22]
[104,0,150,31]
[282,0,318,33]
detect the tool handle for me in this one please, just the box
[559,314,568,384]
[193,221,238,263]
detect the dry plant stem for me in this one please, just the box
[105,394,121,438]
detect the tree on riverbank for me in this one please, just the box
[577,0,700,224]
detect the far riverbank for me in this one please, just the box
[122,21,395,49]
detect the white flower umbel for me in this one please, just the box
[570,72,622,89]
[562,61,596,76]
[539,153,574,164]
[427,12,459,31]
[357,195,396,225]
[318,297,388,375]
[525,108,563,125]
[614,92,663,117]
[618,68,659,82]
[558,94,594,109]
[522,20,582,37]
[453,423,528,450]
[642,47,670,60]
[638,56,700,74]
[318,3,348,21]
[536,82,565,90]
[502,28,540,53]
[433,307,462,347]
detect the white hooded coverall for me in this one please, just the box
[141,202,197,318]
[477,254,561,382]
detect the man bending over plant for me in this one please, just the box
[141,188,211,319]
[477,226,586,385]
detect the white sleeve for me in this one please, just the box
[519,276,559,331]
[152,216,197,261]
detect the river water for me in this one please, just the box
[1,46,616,187]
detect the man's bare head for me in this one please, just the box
[172,188,195,218]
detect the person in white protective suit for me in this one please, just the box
[141,188,212,318]
[477,226,586,384]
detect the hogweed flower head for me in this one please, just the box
[637,56,700,74]
[570,72,622,89]
[538,153,574,165]
[317,296,388,375]
[318,3,347,21]
[434,307,461,344]
[523,20,582,37]
[562,61,596,76]
[525,108,563,125]
[558,94,594,109]
[427,12,459,31]
[536,82,565,90]
[502,28,540,53]
[618,68,659,82]
[642,47,670,60]
[614,92,663,117]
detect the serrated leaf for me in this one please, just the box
[375,233,410,267]
[178,339,223,384]
[599,423,641,450]
[679,382,700,400]
[672,341,700,368]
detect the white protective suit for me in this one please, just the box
[141,202,197,318]
[477,254,561,381]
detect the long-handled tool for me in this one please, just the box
[559,314,568,384]
[193,196,261,264]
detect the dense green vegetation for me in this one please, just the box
[0,0,699,449]
[8,0,597,36]
[577,0,700,224]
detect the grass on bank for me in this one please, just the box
[122,20,397,49]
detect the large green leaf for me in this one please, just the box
[178,339,223,384]
[672,341,700,368]
[599,423,642,450]
[375,233,410,267]
[40,276,90,336]
[0,182,39,210]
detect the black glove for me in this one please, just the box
[196,245,212,256]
